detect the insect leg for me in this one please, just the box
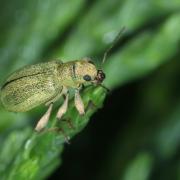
[35,103,53,132]
[74,89,85,115]
[56,91,69,120]
[62,118,76,130]
[42,127,70,144]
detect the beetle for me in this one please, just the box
[0,28,125,132]
[0,58,105,131]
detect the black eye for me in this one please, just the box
[83,75,91,81]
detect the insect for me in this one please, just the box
[0,28,125,132]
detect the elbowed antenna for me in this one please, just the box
[102,27,126,65]
[96,27,126,92]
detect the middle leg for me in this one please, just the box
[56,89,69,120]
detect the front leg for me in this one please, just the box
[74,89,85,115]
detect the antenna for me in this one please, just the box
[102,27,126,64]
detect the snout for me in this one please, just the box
[95,70,106,84]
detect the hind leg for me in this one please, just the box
[35,88,63,132]
[35,103,53,132]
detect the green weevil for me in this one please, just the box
[0,58,105,131]
[0,28,124,132]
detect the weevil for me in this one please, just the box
[0,59,106,131]
[0,28,125,132]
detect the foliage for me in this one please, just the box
[0,0,180,179]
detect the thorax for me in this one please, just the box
[57,62,80,89]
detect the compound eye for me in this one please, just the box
[83,74,91,81]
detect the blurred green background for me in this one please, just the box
[0,0,180,180]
